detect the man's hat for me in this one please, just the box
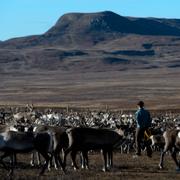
[137,101,144,107]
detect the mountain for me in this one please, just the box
[1,11,180,109]
[1,11,180,49]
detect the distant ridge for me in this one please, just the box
[1,11,180,48]
[1,11,180,71]
[48,11,180,35]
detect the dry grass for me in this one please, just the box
[1,67,180,110]
[0,152,179,180]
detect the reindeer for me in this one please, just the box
[150,134,165,152]
[159,129,180,171]
[0,129,56,176]
[63,127,125,172]
[30,125,68,171]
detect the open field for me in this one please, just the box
[0,152,179,180]
[1,67,180,110]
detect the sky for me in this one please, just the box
[1,0,180,41]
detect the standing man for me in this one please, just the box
[134,101,152,157]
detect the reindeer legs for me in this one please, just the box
[71,150,79,170]
[101,149,108,172]
[107,150,113,169]
[38,151,51,175]
[0,152,9,170]
[0,151,15,177]
[171,148,180,171]
[81,151,89,169]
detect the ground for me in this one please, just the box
[0,152,179,180]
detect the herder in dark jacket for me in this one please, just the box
[134,101,152,157]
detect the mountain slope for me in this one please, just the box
[1,11,180,108]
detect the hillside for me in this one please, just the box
[0,11,180,109]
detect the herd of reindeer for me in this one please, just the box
[0,104,180,176]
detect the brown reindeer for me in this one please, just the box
[150,134,165,151]
[30,125,68,171]
[159,129,180,171]
[0,129,55,176]
[63,127,125,172]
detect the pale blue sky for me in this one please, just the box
[1,0,180,41]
